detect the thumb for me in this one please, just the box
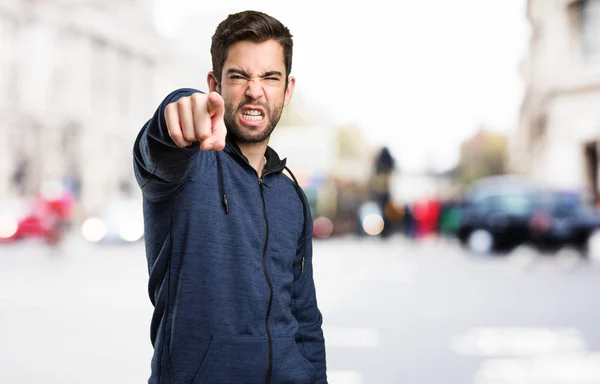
[207,92,224,118]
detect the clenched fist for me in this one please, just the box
[165,92,227,151]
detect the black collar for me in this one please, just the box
[224,134,287,176]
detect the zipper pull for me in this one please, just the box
[301,256,305,274]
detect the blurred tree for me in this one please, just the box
[457,127,508,186]
[278,97,312,127]
[335,124,367,159]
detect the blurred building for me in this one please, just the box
[511,0,600,202]
[0,0,166,214]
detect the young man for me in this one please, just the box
[133,10,327,384]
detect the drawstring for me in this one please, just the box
[285,166,309,273]
[216,152,230,214]
[214,152,306,262]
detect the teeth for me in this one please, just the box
[242,110,263,121]
[243,110,263,116]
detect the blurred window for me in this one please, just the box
[472,196,492,214]
[550,191,582,216]
[498,195,535,215]
[0,17,18,102]
[476,194,534,216]
[118,48,132,117]
[92,37,108,113]
[581,0,600,59]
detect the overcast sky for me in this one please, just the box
[153,0,530,173]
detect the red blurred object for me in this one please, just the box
[413,198,442,239]
[0,184,75,244]
[529,211,552,235]
[313,216,334,239]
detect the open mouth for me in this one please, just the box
[241,109,264,121]
[239,106,266,125]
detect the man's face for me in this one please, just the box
[208,39,295,144]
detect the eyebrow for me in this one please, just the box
[226,69,283,78]
[262,71,282,78]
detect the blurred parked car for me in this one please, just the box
[0,197,68,244]
[457,175,600,256]
[529,189,600,253]
[81,199,144,244]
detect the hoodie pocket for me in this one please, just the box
[270,337,317,384]
[192,335,268,384]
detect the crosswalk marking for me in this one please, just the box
[450,327,587,356]
[451,327,600,384]
[473,354,600,384]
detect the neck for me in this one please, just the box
[238,140,269,175]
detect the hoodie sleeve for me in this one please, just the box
[295,202,327,383]
[133,88,205,200]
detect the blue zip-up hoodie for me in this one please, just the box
[133,88,327,384]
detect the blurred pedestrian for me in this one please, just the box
[370,146,396,238]
[11,157,28,196]
[438,198,461,239]
[132,10,326,384]
[403,202,416,239]
[413,197,441,239]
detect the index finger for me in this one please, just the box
[207,92,224,118]
[200,121,227,151]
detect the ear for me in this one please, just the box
[283,75,295,107]
[207,72,219,92]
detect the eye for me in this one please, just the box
[230,75,246,80]
[264,77,279,81]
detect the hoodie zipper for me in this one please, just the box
[224,141,283,383]
[258,176,274,384]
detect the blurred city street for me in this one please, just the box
[3,0,600,383]
[2,235,600,384]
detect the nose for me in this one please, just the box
[245,78,264,100]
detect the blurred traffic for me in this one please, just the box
[0,181,74,245]
[8,167,600,261]
[80,199,143,244]
[308,171,600,261]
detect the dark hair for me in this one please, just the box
[211,10,293,84]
